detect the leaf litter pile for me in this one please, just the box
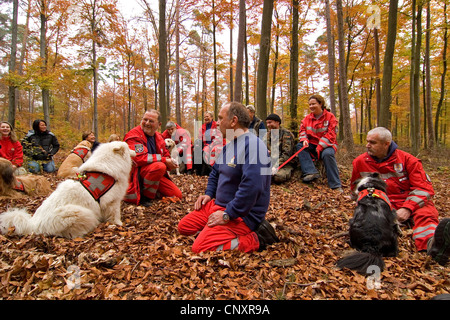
[0,150,449,300]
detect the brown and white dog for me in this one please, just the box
[57,140,93,178]
[0,158,52,198]
[165,138,180,175]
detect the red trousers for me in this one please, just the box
[141,162,182,199]
[178,200,260,253]
[407,202,439,251]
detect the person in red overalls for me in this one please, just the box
[123,110,182,206]
[0,121,25,175]
[351,127,450,266]
[296,95,342,191]
[162,121,193,173]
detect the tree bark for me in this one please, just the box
[255,0,274,120]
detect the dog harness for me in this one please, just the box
[72,147,89,161]
[75,171,115,202]
[13,180,25,192]
[357,188,392,209]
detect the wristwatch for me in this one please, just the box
[223,212,230,223]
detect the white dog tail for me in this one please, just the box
[0,208,34,235]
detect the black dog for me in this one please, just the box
[337,173,400,274]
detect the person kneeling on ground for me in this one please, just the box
[178,102,279,253]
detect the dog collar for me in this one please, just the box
[75,171,115,202]
[357,188,392,209]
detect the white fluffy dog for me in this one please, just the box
[165,138,180,175]
[0,141,136,239]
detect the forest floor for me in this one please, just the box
[0,145,449,301]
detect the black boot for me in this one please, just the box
[255,219,279,251]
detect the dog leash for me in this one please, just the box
[277,145,307,171]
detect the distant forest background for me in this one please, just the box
[1,0,449,154]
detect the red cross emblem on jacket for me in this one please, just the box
[77,171,115,201]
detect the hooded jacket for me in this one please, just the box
[23,120,60,161]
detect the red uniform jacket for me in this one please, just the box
[124,126,170,204]
[199,121,221,145]
[0,136,24,167]
[162,123,193,170]
[351,146,434,213]
[298,109,338,154]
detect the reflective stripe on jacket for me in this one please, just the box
[351,148,434,213]
[298,109,338,153]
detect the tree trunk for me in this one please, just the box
[255,0,274,120]
[92,2,99,137]
[234,0,246,103]
[159,0,167,127]
[412,3,423,153]
[175,0,181,125]
[435,1,448,144]
[213,0,219,118]
[336,0,354,151]
[379,0,399,129]
[325,0,336,115]
[40,0,51,128]
[271,7,279,114]
[289,0,299,136]
[425,0,434,148]
[8,0,18,128]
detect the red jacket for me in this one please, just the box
[123,126,170,204]
[298,109,338,154]
[351,146,435,213]
[199,121,221,145]
[0,136,23,167]
[162,123,193,170]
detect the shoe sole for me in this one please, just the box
[431,218,450,265]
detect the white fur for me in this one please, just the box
[354,176,371,196]
[165,138,180,175]
[0,141,136,239]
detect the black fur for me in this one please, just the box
[337,173,400,275]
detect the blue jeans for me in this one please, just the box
[27,160,56,173]
[296,142,342,189]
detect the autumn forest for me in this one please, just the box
[1,0,450,152]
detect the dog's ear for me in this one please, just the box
[113,144,126,156]
[370,172,380,179]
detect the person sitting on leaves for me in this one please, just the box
[263,113,297,184]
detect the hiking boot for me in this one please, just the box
[302,173,320,183]
[139,196,153,207]
[428,218,450,266]
[255,219,279,251]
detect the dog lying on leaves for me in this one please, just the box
[57,140,93,178]
[337,173,401,274]
[0,142,135,238]
[0,158,52,198]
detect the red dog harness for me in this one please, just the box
[72,147,89,161]
[75,171,115,202]
[357,188,392,209]
[13,180,25,192]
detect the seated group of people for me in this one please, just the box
[1,98,449,268]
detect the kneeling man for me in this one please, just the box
[178,102,278,252]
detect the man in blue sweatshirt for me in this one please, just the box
[178,102,279,252]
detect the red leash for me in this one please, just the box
[277,145,307,170]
